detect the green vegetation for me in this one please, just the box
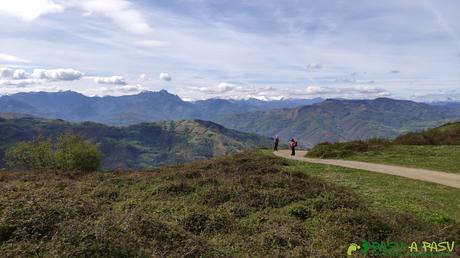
[54,134,102,172]
[1,150,458,257]
[394,121,460,145]
[306,139,391,159]
[5,134,101,172]
[345,145,460,173]
[278,155,460,224]
[219,98,460,147]
[307,122,460,173]
[0,117,271,169]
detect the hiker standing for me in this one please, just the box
[274,135,279,151]
[289,138,298,156]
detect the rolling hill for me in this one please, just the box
[394,121,460,145]
[0,150,458,257]
[0,90,323,125]
[0,116,271,169]
[217,98,460,147]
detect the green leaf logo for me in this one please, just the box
[347,243,361,256]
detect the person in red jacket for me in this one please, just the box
[289,138,298,156]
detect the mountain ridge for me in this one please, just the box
[0,116,271,169]
[217,98,460,147]
[0,90,324,125]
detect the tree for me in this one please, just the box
[4,133,101,172]
[55,134,101,172]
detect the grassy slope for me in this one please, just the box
[1,150,459,257]
[344,145,460,173]
[275,151,460,224]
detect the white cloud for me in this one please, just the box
[134,40,167,48]
[115,84,145,93]
[94,76,127,85]
[159,72,171,81]
[0,0,63,21]
[344,85,387,94]
[13,69,27,79]
[91,84,146,96]
[136,73,153,83]
[185,83,390,100]
[31,68,83,81]
[0,67,83,87]
[198,82,240,94]
[306,63,323,70]
[0,68,14,79]
[0,68,28,79]
[77,0,153,34]
[335,78,376,84]
[301,85,388,96]
[0,53,29,63]
[0,0,151,34]
[0,78,41,87]
[305,86,334,94]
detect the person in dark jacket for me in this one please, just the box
[289,138,297,156]
[274,135,279,151]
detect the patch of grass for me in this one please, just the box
[0,150,459,257]
[346,145,460,173]
[279,156,460,224]
[306,139,391,159]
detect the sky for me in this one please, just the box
[0,0,459,101]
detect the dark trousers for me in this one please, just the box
[274,143,278,151]
[291,147,295,156]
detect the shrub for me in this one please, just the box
[55,134,101,172]
[288,204,312,220]
[4,135,54,170]
[4,133,101,172]
[394,124,460,145]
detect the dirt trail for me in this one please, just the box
[273,150,460,189]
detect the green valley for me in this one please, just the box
[0,116,270,169]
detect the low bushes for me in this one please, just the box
[307,122,460,158]
[394,122,460,145]
[4,133,101,172]
[307,139,391,158]
[0,150,458,257]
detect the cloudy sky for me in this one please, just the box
[0,0,459,101]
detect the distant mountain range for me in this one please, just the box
[1,91,459,149]
[217,98,460,147]
[0,90,323,125]
[0,116,271,169]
